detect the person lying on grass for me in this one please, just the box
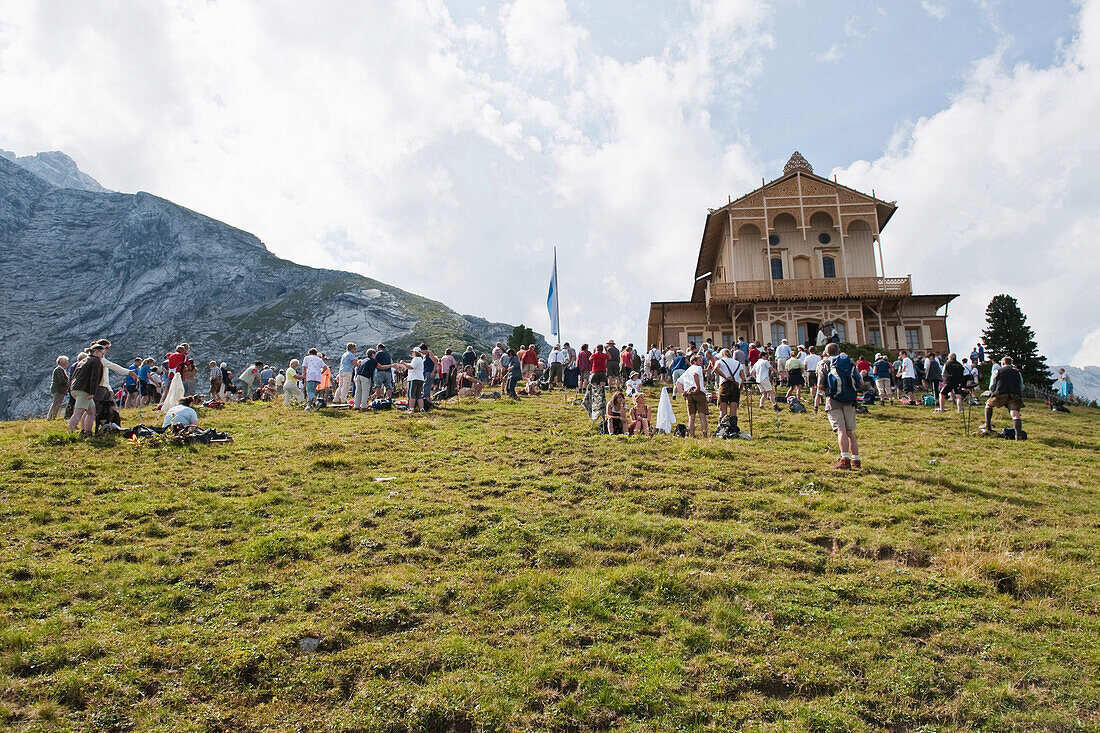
[162,396,199,428]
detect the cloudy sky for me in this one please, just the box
[1,0,1096,365]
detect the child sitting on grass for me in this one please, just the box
[628,393,651,436]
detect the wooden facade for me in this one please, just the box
[648,152,957,353]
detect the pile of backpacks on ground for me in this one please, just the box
[123,424,232,445]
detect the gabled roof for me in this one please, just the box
[689,153,898,301]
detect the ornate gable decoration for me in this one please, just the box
[783,151,813,175]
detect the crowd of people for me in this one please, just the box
[45,333,1035,468]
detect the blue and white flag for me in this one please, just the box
[547,248,559,339]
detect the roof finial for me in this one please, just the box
[783,151,813,175]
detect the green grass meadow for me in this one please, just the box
[1,390,1098,731]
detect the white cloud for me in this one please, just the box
[0,0,775,350]
[1071,328,1100,367]
[816,43,844,62]
[921,1,948,20]
[500,0,587,78]
[835,0,1100,364]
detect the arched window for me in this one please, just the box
[822,255,836,279]
[771,257,783,280]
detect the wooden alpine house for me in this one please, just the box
[648,152,957,353]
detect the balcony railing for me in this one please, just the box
[707,276,911,305]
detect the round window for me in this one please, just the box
[818,232,832,244]
[768,234,780,246]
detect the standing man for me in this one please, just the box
[354,349,376,409]
[548,344,565,388]
[521,344,539,382]
[897,350,917,403]
[373,344,393,400]
[803,346,822,410]
[48,356,70,419]
[677,354,709,438]
[872,353,893,404]
[302,348,326,405]
[981,356,1025,439]
[714,348,744,434]
[605,340,620,388]
[774,339,792,386]
[936,352,966,413]
[647,344,662,377]
[819,343,863,469]
[462,346,477,370]
[335,343,357,404]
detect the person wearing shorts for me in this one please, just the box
[981,356,1025,438]
[677,355,709,437]
[785,355,805,400]
[714,348,743,433]
[819,343,862,469]
[589,344,609,386]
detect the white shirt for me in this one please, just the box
[678,364,707,395]
[100,357,132,389]
[162,404,198,428]
[648,348,662,364]
[900,357,916,379]
[775,343,792,360]
[803,353,822,372]
[408,355,425,381]
[625,378,642,396]
[751,358,772,384]
[549,348,564,364]
[715,357,743,385]
[302,354,326,382]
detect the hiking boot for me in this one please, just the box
[978,425,991,436]
[851,458,862,469]
[832,457,851,470]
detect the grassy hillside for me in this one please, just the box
[1,392,1098,732]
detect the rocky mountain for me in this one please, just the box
[1052,365,1100,403]
[0,154,538,419]
[0,149,110,193]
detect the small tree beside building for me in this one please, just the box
[981,294,1053,388]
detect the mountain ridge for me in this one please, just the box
[0,154,540,419]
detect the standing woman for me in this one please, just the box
[505,348,522,400]
[68,344,105,436]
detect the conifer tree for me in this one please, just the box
[981,294,1052,387]
[508,324,536,351]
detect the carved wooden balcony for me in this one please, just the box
[706,276,911,305]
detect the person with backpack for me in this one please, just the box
[981,356,1025,439]
[872,353,893,404]
[714,348,744,435]
[819,342,863,470]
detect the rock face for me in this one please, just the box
[0,149,110,193]
[1052,365,1100,403]
[0,155,535,419]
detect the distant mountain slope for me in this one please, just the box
[1053,365,1100,403]
[0,149,110,192]
[0,155,536,419]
